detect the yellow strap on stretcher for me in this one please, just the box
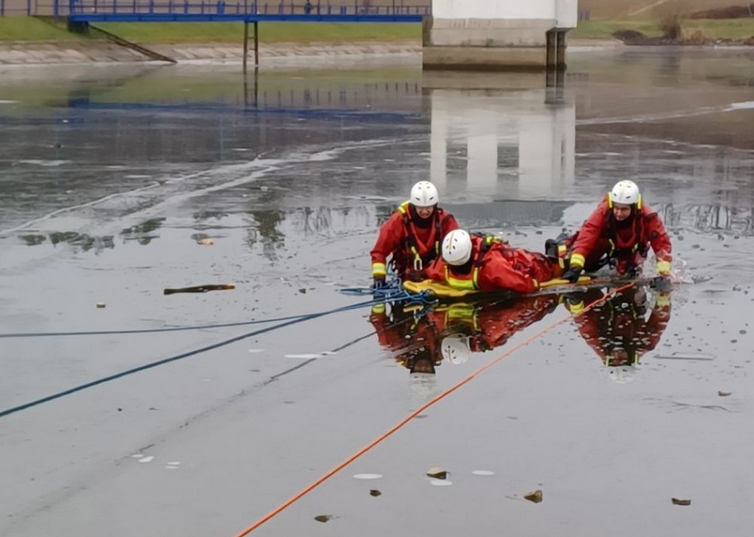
[403,280,480,298]
[538,276,592,289]
[403,276,592,298]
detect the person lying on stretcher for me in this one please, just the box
[424,229,564,294]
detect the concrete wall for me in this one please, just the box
[424,0,577,70]
[434,0,576,25]
[434,0,555,19]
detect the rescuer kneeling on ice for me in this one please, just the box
[370,181,459,287]
[549,180,673,283]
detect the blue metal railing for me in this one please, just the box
[1,0,430,17]
[38,0,430,20]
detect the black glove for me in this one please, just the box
[561,266,583,284]
[372,276,386,289]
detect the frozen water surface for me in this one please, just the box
[1,48,753,537]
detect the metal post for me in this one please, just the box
[253,20,259,66]
[242,20,249,73]
[244,66,258,107]
[556,30,566,70]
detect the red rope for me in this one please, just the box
[231,282,635,537]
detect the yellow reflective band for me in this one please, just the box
[569,301,585,314]
[372,262,387,277]
[445,304,476,321]
[397,201,410,214]
[656,294,671,307]
[558,245,567,254]
[656,260,671,275]
[371,304,386,314]
[607,193,613,208]
[570,253,585,268]
[533,279,540,289]
[445,266,479,291]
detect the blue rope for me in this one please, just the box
[0,314,322,339]
[339,276,437,305]
[1,279,432,340]
[0,296,388,419]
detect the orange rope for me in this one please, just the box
[231,282,635,537]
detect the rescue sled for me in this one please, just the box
[402,275,667,301]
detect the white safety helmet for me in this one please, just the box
[442,229,473,266]
[608,365,637,384]
[441,334,471,365]
[609,180,641,207]
[410,181,439,208]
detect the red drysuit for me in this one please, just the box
[370,201,458,281]
[425,235,562,294]
[567,196,672,274]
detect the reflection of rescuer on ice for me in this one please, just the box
[550,180,673,282]
[369,302,447,375]
[440,296,560,365]
[426,229,563,294]
[369,296,559,378]
[564,286,672,383]
[370,181,459,287]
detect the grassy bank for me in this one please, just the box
[2,16,752,44]
[572,18,754,40]
[0,18,89,41]
[0,18,420,43]
[96,22,420,43]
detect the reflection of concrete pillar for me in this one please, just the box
[425,72,575,200]
[430,98,448,191]
[467,134,498,193]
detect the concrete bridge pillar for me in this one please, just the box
[423,0,577,71]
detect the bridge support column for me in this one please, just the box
[242,21,259,73]
[423,0,576,72]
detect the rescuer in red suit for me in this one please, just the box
[553,180,673,282]
[425,229,563,295]
[370,181,458,286]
